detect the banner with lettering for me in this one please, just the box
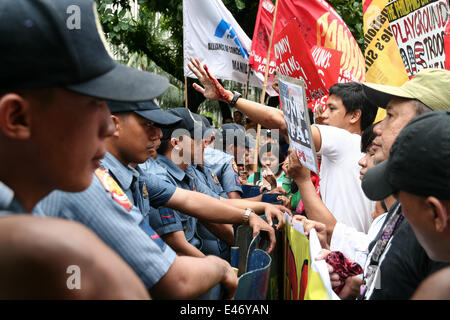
[284,213,337,300]
[183,0,270,91]
[363,0,409,123]
[386,0,450,77]
[274,20,328,105]
[446,18,450,69]
[275,0,366,83]
[249,0,277,78]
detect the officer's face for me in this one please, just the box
[31,88,114,192]
[116,113,161,164]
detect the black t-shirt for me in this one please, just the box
[366,205,449,300]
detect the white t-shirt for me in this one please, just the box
[330,213,387,267]
[316,125,375,233]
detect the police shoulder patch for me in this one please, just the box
[211,172,220,184]
[232,160,239,173]
[95,168,133,212]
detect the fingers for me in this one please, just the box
[265,211,273,227]
[314,248,331,261]
[265,227,276,254]
[192,83,206,95]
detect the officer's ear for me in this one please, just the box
[0,93,32,140]
[110,115,121,137]
[170,136,181,150]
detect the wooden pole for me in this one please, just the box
[253,0,279,174]
[184,77,189,108]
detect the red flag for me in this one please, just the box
[275,0,365,83]
[249,0,277,77]
[274,20,327,104]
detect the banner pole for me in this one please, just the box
[184,77,189,109]
[253,0,279,174]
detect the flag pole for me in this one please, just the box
[253,0,279,174]
[184,77,189,108]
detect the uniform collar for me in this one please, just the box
[156,155,186,182]
[101,152,139,190]
[0,181,26,213]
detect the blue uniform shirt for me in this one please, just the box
[203,147,242,195]
[184,164,231,260]
[150,155,201,249]
[34,154,177,289]
[185,164,228,198]
[0,181,25,215]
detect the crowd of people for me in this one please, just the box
[0,0,449,300]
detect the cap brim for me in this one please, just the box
[66,63,168,102]
[361,160,395,201]
[363,83,414,109]
[135,109,181,126]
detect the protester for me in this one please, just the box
[188,57,377,233]
[355,68,450,300]
[234,110,244,125]
[0,0,184,299]
[362,111,450,300]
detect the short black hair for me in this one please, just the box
[329,82,377,131]
[361,123,377,153]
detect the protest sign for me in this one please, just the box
[283,213,337,300]
[386,0,450,77]
[278,75,319,174]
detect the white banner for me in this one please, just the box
[183,0,273,94]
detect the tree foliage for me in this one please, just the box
[96,0,364,83]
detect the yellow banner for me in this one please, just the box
[363,0,409,122]
[283,219,331,300]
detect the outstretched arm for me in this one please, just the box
[151,254,238,299]
[287,151,336,237]
[188,57,287,135]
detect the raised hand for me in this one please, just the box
[187,57,233,103]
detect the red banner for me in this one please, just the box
[446,19,450,70]
[249,0,277,77]
[275,0,365,83]
[274,20,328,104]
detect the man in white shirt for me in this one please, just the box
[188,58,377,232]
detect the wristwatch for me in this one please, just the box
[243,208,254,225]
[228,91,242,108]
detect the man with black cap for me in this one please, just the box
[354,68,450,300]
[0,0,174,298]
[362,111,450,299]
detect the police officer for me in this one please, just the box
[203,124,244,199]
[151,108,233,259]
[0,0,175,298]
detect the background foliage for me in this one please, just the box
[96,0,363,118]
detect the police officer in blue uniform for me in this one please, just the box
[36,99,242,299]
[0,0,189,299]
[203,124,244,199]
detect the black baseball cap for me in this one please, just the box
[161,108,204,140]
[220,123,249,148]
[106,100,181,126]
[362,111,450,201]
[0,0,167,102]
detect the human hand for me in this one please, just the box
[263,203,291,231]
[287,151,311,182]
[338,276,362,300]
[187,57,233,103]
[219,259,239,300]
[262,166,277,189]
[248,212,276,254]
[291,215,329,249]
[277,194,292,211]
[267,186,287,196]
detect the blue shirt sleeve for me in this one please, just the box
[34,175,176,289]
[143,173,176,208]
